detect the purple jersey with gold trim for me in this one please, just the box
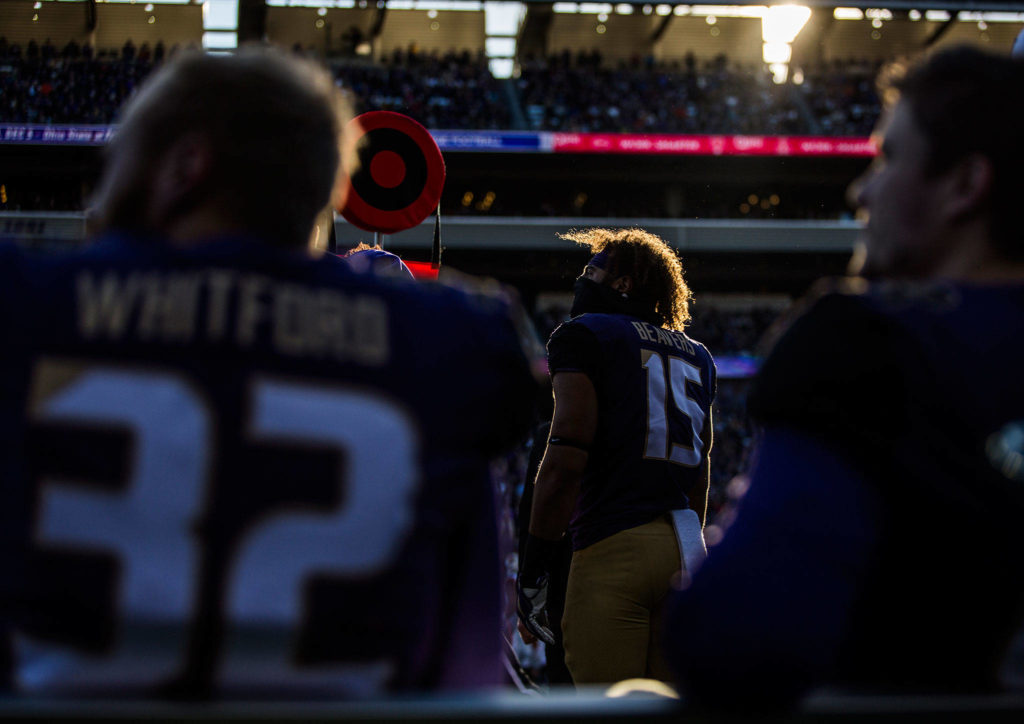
[547,313,716,551]
[0,234,537,698]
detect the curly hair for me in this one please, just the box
[560,227,693,331]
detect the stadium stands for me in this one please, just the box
[799,58,885,136]
[516,52,806,134]
[1,39,885,136]
[333,50,511,130]
[0,39,166,124]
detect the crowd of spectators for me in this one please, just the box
[688,302,782,356]
[798,58,885,136]
[1,38,888,137]
[2,39,875,220]
[0,38,176,124]
[332,48,511,130]
[0,41,512,130]
[705,378,754,525]
[517,51,806,135]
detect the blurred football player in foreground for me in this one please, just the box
[0,48,537,698]
[667,46,1024,710]
[518,228,715,686]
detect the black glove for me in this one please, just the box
[516,534,561,646]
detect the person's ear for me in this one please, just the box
[166,134,211,190]
[148,133,213,226]
[611,275,633,295]
[941,153,993,224]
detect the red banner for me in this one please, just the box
[404,260,439,280]
[550,133,876,157]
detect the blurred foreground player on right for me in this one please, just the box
[667,46,1024,709]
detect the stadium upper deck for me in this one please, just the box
[3,0,1022,131]
[2,1,1022,292]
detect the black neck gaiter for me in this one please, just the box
[569,277,658,324]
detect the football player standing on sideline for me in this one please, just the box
[0,48,538,698]
[518,228,716,686]
[667,46,1024,710]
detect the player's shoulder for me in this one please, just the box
[345,264,502,316]
[551,313,712,358]
[814,275,957,316]
[547,313,630,355]
[405,270,546,377]
[757,276,947,353]
[0,239,110,300]
[749,277,926,442]
[409,270,543,359]
[679,328,715,366]
[862,278,962,313]
[544,316,606,381]
[555,312,651,343]
[558,311,620,331]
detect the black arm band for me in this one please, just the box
[520,533,562,583]
[548,436,592,452]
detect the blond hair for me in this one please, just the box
[560,227,693,331]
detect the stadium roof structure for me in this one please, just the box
[537,1,1024,12]
[608,1,1024,8]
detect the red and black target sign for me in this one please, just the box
[338,111,446,234]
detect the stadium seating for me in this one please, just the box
[1,40,883,136]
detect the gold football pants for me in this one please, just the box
[561,515,681,685]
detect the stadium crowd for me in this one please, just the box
[799,58,885,136]
[517,51,806,135]
[332,49,511,130]
[1,37,883,136]
[1,39,878,219]
[0,37,166,124]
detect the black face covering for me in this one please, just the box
[570,277,658,323]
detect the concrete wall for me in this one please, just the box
[333,216,860,253]
[810,15,1023,64]
[377,8,484,58]
[267,6,372,56]
[0,1,202,53]
[1,211,860,253]
[656,17,763,68]
[266,6,484,59]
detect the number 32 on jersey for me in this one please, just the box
[22,359,420,693]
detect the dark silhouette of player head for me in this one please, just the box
[561,227,692,331]
[89,46,353,249]
[849,46,1024,279]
